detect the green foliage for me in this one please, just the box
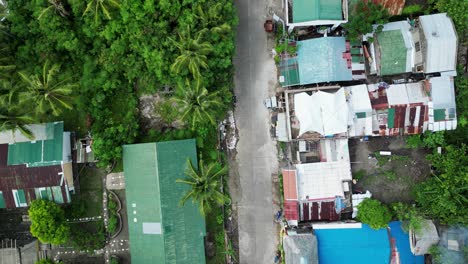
[430,0,468,41]
[383,170,397,181]
[353,169,367,181]
[177,159,229,216]
[402,4,423,15]
[429,245,467,264]
[69,221,106,251]
[391,202,424,234]
[4,0,237,168]
[171,80,226,129]
[454,67,468,126]
[35,259,61,264]
[415,144,468,225]
[422,131,445,148]
[374,152,389,166]
[108,214,118,234]
[110,257,119,264]
[28,199,70,245]
[345,1,390,41]
[356,198,392,229]
[406,135,424,148]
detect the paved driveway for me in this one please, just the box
[232,0,279,263]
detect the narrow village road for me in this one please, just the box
[232,0,279,263]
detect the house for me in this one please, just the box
[279,37,365,87]
[284,0,348,30]
[0,122,73,209]
[409,220,440,256]
[281,138,352,226]
[366,13,458,77]
[313,223,391,264]
[122,139,206,264]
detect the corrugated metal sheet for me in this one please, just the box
[376,30,408,75]
[297,37,353,85]
[420,13,457,73]
[123,140,206,264]
[282,169,298,200]
[283,234,318,264]
[284,200,299,221]
[293,0,343,23]
[300,200,340,221]
[0,144,66,208]
[7,122,64,167]
[296,161,352,200]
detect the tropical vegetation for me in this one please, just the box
[356,198,392,230]
[28,199,70,245]
[345,1,390,41]
[177,159,229,216]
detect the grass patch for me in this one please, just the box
[383,170,397,181]
[206,206,225,264]
[374,152,390,166]
[353,169,367,181]
[112,158,124,173]
[78,167,104,217]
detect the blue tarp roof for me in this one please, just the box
[389,221,424,264]
[314,224,390,264]
[297,37,352,85]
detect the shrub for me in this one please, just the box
[402,4,423,15]
[357,198,392,229]
[391,202,425,234]
[108,215,118,234]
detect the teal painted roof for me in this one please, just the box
[296,37,352,85]
[377,30,408,76]
[7,122,64,167]
[123,139,206,264]
[293,0,343,23]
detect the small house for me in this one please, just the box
[0,122,73,208]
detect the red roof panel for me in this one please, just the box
[282,169,298,200]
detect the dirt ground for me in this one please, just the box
[349,136,431,204]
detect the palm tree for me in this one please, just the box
[18,61,76,116]
[0,105,36,139]
[177,159,229,216]
[0,78,20,105]
[195,3,232,35]
[83,0,121,23]
[171,80,223,129]
[169,26,213,81]
[38,0,70,20]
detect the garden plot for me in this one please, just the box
[349,137,431,204]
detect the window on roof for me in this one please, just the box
[415,41,421,52]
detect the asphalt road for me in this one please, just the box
[233,0,279,263]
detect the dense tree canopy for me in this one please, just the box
[3,0,237,166]
[345,1,390,41]
[28,199,70,245]
[357,198,392,229]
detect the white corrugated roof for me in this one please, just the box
[430,76,456,109]
[387,83,429,106]
[420,13,457,73]
[296,161,352,200]
[276,112,288,142]
[295,88,349,136]
[348,84,372,112]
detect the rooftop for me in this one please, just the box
[376,30,408,76]
[7,122,65,167]
[292,0,343,23]
[280,37,352,87]
[123,139,206,264]
[419,13,457,73]
[313,223,390,264]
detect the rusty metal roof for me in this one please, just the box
[282,169,298,200]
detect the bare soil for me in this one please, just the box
[349,136,431,204]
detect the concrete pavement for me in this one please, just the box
[232,0,279,263]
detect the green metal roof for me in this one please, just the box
[377,30,408,76]
[7,122,64,167]
[123,139,206,264]
[0,192,5,208]
[293,0,343,23]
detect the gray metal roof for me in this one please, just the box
[283,233,318,264]
[420,13,457,73]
